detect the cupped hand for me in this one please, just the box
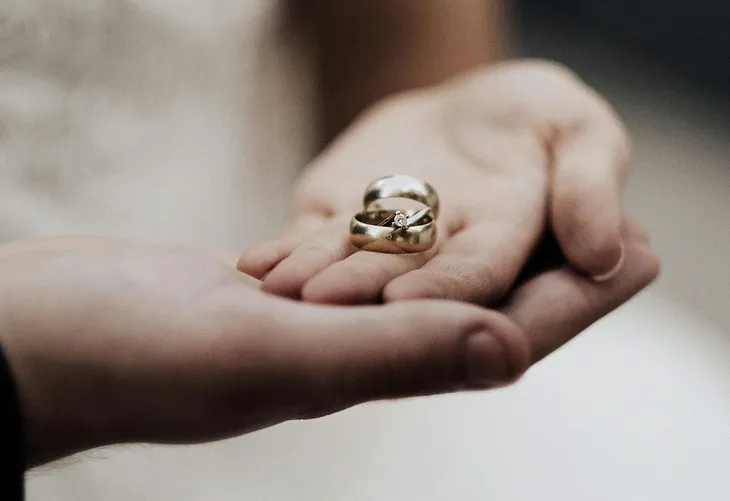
[0,226,656,467]
[239,60,631,305]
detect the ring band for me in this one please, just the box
[363,175,440,218]
[350,208,436,254]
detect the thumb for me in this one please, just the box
[267,299,530,417]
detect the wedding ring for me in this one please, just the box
[363,175,440,218]
[350,208,436,254]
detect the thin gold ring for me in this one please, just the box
[363,175,440,218]
[350,208,436,254]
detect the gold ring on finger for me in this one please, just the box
[362,175,440,219]
[349,207,437,254]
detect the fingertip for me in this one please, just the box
[288,300,534,408]
[567,217,654,282]
[584,233,659,297]
[389,300,531,382]
[501,220,659,365]
[262,235,355,301]
[624,220,660,283]
[462,312,531,388]
[575,235,624,280]
[554,208,624,279]
[368,301,530,395]
[591,240,625,282]
[238,241,292,279]
[623,236,661,288]
[261,264,309,300]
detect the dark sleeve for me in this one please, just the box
[0,344,24,500]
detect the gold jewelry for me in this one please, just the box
[350,175,440,254]
[350,208,436,254]
[363,175,440,218]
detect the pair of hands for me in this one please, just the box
[0,61,658,467]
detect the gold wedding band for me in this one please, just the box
[350,208,436,254]
[363,175,440,218]
[349,175,440,254]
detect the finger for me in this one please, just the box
[207,252,262,289]
[300,241,438,305]
[260,217,355,299]
[237,215,330,279]
[261,298,531,416]
[210,251,240,269]
[550,110,632,281]
[237,237,303,280]
[500,219,658,364]
[382,218,540,305]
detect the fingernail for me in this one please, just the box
[592,240,626,282]
[465,332,510,388]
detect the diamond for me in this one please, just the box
[393,211,408,228]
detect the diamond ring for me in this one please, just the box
[350,175,439,254]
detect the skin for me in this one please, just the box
[0,223,656,468]
[239,60,631,305]
[309,0,504,140]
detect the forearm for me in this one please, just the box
[311,0,508,142]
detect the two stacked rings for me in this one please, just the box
[349,175,440,254]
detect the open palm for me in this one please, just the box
[239,61,630,305]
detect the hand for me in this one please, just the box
[0,227,655,468]
[239,60,632,305]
